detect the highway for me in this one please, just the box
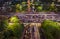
[21,25,40,39]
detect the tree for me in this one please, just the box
[7,16,24,38]
[16,4,23,12]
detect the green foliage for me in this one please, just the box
[41,20,60,39]
[10,16,19,23]
[16,4,23,12]
[0,16,9,39]
[1,20,8,30]
[7,23,24,37]
[36,6,43,12]
[0,16,8,31]
[0,16,24,39]
[7,16,24,38]
[48,2,57,12]
[34,2,39,6]
[15,2,27,12]
[22,2,27,12]
[22,2,27,5]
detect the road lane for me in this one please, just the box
[21,25,40,39]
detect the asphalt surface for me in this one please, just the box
[21,26,40,39]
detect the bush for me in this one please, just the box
[9,16,19,23]
[16,4,23,12]
[0,16,24,39]
[0,16,8,31]
[41,20,60,39]
[48,2,57,12]
[7,16,24,38]
[36,6,43,12]
[0,16,9,39]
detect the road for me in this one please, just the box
[21,25,40,39]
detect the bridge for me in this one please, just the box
[1,13,60,23]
